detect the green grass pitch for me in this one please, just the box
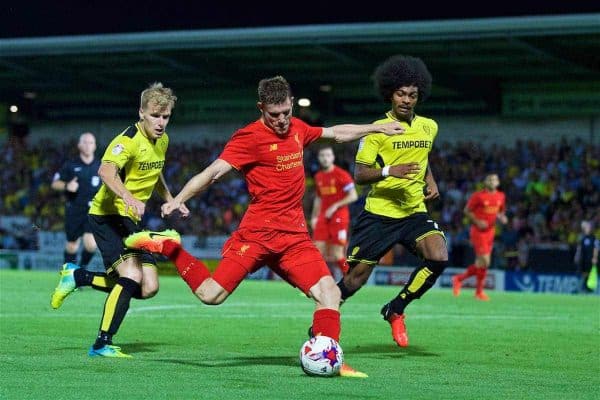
[1,269,598,399]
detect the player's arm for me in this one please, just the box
[325,186,358,219]
[162,158,233,217]
[424,165,440,200]
[496,211,508,225]
[98,161,145,220]
[353,162,421,185]
[463,203,488,230]
[310,195,321,230]
[497,197,508,224]
[320,122,404,143]
[156,173,190,218]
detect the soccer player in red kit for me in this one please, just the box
[453,173,507,301]
[311,146,357,278]
[125,76,403,377]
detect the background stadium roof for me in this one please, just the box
[0,14,599,122]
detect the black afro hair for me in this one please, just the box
[373,55,432,103]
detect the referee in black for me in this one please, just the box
[51,132,101,268]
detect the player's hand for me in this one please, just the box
[424,181,440,201]
[325,204,339,219]
[161,201,180,218]
[123,194,145,221]
[475,219,488,230]
[389,163,420,179]
[66,177,79,192]
[498,214,508,225]
[177,202,190,218]
[378,121,405,136]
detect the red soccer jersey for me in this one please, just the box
[219,117,322,233]
[466,189,506,231]
[314,166,354,220]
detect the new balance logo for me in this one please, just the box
[270,144,278,151]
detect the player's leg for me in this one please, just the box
[89,256,143,358]
[474,253,492,301]
[330,244,348,278]
[64,238,80,264]
[338,211,395,303]
[277,236,367,378]
[331,215,350,277]
[79,231,97,269]
[381,214,447,347]
[453,227,482,296]
[125,229,260,305]
[50,217,116,309]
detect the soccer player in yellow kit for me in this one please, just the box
[50,83,187,357]
[336,55,447,348]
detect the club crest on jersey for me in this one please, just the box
[237,244,250,256]
[112,144,125,155]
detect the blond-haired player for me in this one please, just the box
[50,83,188,357]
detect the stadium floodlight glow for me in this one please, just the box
[9,105,18,113]
[298,98,311,107]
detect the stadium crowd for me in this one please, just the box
[1,134,598,268]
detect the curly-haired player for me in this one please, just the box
[335,55,448,347]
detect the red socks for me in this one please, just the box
[337,258,349,275]
[312,309,341,342]
[456,264,478,282]
[475,267,488,294]
[162,240,210,292]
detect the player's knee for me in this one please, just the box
[65,242,79,253]
[345,263,371,289]
[141,284,159,299]
[311,277,341,309]
[196,279,227,305]
[425,259,448,275]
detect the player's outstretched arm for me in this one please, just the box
[156,173,190,218]
[161,158,233,217]
[321,121,404,143]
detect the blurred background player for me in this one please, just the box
[453,173,507,301]
[333,55,446,348]
[573,220,599,293]
[310,146,357,279]
[125,76,404,377]
[51,132,100,269]
[50,83,188,358]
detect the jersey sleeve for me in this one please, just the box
[355,134,383,166]
[292,118,322,147]
[102,135,137,169]
[53,161,73,182]
[219,130,255,170]
[338,169,355,192]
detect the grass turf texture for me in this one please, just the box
[1,270,598,400]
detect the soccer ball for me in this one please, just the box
[299,335,344,377]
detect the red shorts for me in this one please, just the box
[312,215,349,246]
[212,228,331,295]
[470,226,495,256]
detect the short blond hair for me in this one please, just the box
[140,82,177,110]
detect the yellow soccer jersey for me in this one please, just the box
[89,123,168,218]
[356,111,438,219]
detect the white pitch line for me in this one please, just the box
[128,304,197,314]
